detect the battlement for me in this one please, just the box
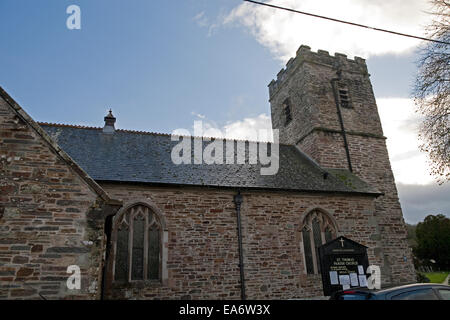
[268,45,368,99]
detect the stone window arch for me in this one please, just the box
[300,208,338,275]
[111,201,167,283]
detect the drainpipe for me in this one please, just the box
[233,191,246,300]
[100,214,113,300]
[331,70,353,172]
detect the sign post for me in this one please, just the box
[318,236,370,296]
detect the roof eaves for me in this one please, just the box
[95,179,382,197]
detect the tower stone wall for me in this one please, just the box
[269,45,416,285]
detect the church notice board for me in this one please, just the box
[318,236,370,296]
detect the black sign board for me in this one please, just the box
[318,236,370,296]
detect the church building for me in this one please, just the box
[0,45,415,299]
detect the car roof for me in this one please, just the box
[333,283,450,297]
[375,283,450,294]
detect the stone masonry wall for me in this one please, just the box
[298,131,349,170]
[270,45,384,147]
[299,131,415,284]
[345,134,415,284]
[101,183,379,299]
[269,45,416,285]
[0,95,107,299]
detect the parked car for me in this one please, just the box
[329,283,450,300]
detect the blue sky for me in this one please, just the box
[0,0,277,131]
[0,0,448,223]
[0,0,417,129]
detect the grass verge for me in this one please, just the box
[424,271,449,283]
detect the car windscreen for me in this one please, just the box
[391,288,439,300]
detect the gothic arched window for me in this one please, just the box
[301,209,337,274]
[113,204,163,282]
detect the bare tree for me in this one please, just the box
[414,0,450,183]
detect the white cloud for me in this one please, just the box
[224,0,433,61]
[223,113,273,142]
[377,98,434,185]
[191,111,206,119]
[173,113,273,142]
[193,11,219,37]
[193,11,208,27]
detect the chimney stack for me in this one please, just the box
[103,109,116,134]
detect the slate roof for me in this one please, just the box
[40,123,380,195]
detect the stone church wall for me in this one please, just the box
[0,95,109,299]
[101,183,378,299]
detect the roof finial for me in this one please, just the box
[103,109,116,134]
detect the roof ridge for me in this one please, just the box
[38,122,102,130]
[39,121,294,146]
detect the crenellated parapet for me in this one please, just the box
[268,45,369,99]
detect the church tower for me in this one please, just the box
[269,45,415,285]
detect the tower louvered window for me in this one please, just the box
[283,99,292,126]
[113,204,162,282]
[338,85,351,108]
